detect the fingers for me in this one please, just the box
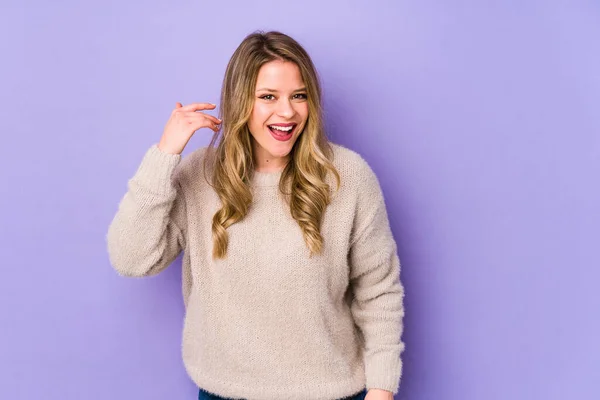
[185,114,221,133]
[204,114,222,125]
[179,102,216,112]
[182,111,221,125]
[173,102,221,133]
[174,103,221,122]
[184,112,221,125]
[193,120,220,133]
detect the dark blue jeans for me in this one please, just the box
[198,387,368,400]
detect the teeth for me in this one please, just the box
[270,125,293,132]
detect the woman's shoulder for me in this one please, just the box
[328,142,388,221]
[329,141,380,186]
[172,146,214,187]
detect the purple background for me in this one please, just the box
[1,1,599,399]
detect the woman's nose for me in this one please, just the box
[276,99,295,118]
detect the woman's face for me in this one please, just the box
[247,59,308,171]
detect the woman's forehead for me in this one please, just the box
[255,60,304,90]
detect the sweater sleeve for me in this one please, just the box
[106,144,187,277]
[348,159,405,394]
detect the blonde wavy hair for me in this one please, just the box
[203,31,340,260]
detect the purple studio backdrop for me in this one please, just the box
[1,1,599,399]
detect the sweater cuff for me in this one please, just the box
[365,350,403,394]
[131,144,182,195]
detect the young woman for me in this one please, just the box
[107,31,405,400]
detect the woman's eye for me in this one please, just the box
[259,93,306,101]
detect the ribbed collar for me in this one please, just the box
[251,168,284,187]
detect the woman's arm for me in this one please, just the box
[348,159,405,395]
[106,144,187,277]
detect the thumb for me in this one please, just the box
[175,102,183,108]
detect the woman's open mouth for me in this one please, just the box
[268,124,297,142]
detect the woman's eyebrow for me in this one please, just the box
[256,87,307,93]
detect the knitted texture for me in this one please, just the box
[107,142,405,400]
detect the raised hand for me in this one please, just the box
[157,102,221,155]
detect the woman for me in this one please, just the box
[107,31,404,400]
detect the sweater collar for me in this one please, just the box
[251,168,283,187]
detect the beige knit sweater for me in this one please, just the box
[106,142,405,400]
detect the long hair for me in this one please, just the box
[203,30,340,259]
